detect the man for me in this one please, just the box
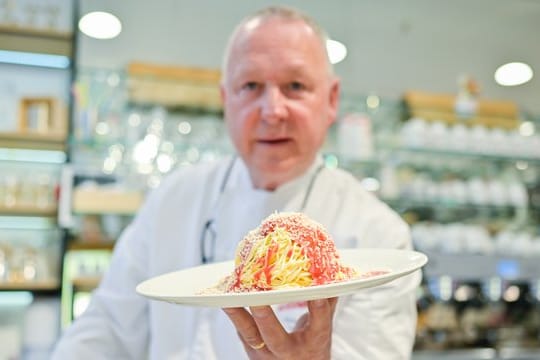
[53,6,420,359]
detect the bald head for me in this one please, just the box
[222,6,333,83]
[218,6,340,190]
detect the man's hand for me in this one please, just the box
[223,298,338,360]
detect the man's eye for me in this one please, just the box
[242,82,259,91]
[288,81,305,91]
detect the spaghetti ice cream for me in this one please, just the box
[220,212,358,292]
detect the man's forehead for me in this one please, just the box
[231,61,313,79]
[238,16,316,43]
[224,15,331,81]
[228,40,326,81]
[230,18,323,62]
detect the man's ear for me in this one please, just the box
[327,77,341,125]
[220,83,226,104]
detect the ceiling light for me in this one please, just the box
[494,62,533,86]
[519,121,535,136]
[79,11,122,40]
[326,39,347,65]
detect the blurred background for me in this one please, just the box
[0,0,539,359]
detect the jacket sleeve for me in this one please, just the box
[51,191,158,359]
[331,200,421,360]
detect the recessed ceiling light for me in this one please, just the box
[494,62,533,86]
[79,11,122,40]
[326,39,347,65]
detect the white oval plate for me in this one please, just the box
[136,248,427,308]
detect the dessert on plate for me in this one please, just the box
[215,212,358,293]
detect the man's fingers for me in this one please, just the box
[222,307,265,350]
[224,300,338,356]
[305,298,338,337]
[293,312,309,331]
[249,306,290,351]
[328,297,338,312]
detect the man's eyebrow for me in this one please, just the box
[286,68,311,78]
[233,68,258,77]
[231,64,315,82]
[230,66,260,81]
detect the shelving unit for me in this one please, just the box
[0,14,75,359]
[0,132,67,151]
[0,6,74,301]
[0,25,73,57]
[59,249,112,327]
[422,252,540,281]
[72,187,143,215]
[394,92,540,355]
[0,279,60,292]
[0,204,57,217]
[383,146,540,165]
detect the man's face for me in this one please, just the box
[221,17,340,190]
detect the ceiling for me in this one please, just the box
[77,0,540,116]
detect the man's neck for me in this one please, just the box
[247,156,320,191]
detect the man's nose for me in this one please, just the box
[260,86,287,123]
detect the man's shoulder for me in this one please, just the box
[323,167,410,248]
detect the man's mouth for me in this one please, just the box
[257,138,291,145]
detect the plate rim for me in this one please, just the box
[136,248,427,306]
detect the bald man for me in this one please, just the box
[53,6,419,360]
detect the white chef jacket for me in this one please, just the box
[52,155,420,360]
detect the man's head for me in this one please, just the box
[220,6,340,190]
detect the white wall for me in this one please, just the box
[77,0,540,114]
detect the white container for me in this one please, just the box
[468,125,489,154]
[448,124,470,152]
[337,113,374,160]
[400,117,428,148]
[425,121,450,149]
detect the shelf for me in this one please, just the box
[0,25,72,39]
[71,276,102,292]
[72,188,144,215]
[68,241,115,251]
[390,146,540,165]
[0,131,67,151]
[327,147,540,171]
[127,62,222,111]
[0,25,73,57]
[423,252,540,280]
[0,279,60,291]
[0,204,57,217]
[384,199,524,213]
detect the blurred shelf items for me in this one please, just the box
[1,2,540,358]
[61,62,540,357]
[0,0,74,358]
